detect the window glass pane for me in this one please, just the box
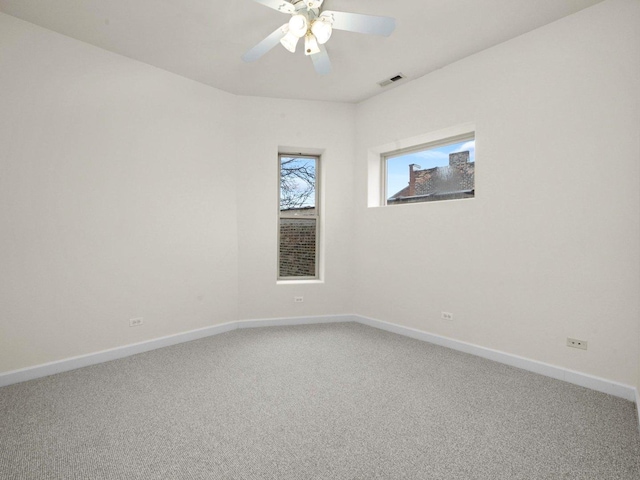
[280,156,316,216]
[279,218,317,278]
[386,137,475,204]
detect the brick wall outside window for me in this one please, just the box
[279,218,316,277]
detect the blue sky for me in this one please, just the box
[386,139,475,198]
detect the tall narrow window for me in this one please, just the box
[278,154,319,280]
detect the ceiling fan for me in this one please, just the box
[242,0,396,75]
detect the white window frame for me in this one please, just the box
[277,153,320,281]
[382,132,475,206]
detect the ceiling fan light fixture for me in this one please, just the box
[304,33,320,56]
[304,0,323,10]
[288,14,309,38]
[280,31,300,53]
[276,1,295,14]
[310,18,332,44]
[243,0,396,75]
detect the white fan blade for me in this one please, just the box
[242,25,288,62]
[323,10,395,36]
[310,45,331,75]
[252,0,295,14]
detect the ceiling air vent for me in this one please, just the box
[378,73,406,87]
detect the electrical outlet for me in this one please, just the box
[441,312,453,321]
[294,296,304,303]
[129,317,144,327]
[567,338,587,350]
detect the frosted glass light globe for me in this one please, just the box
[311,19,332,44]
[288,14,308,38]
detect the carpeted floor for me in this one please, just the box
[1,322,639,479]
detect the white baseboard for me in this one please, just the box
[237,314,355,329]
[0,315,354,388]
[636,388,640,433]
[354,314,637,402]
[0,321,239,388]
[1,312,637,420]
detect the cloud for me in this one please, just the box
[413,150,449,162]
[454,140,475,152]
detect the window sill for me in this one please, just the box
[277,279,324,285]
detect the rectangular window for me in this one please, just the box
[278,154,319,280]
[383,133,475,205]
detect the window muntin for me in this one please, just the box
[384,133,475,205]
[278,155,319,280]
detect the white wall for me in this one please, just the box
[0,13,239,372]
[235,96,356,320]
[354,0,640,387]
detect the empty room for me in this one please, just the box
[1,0,639,478]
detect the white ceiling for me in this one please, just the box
[0,0,604,103]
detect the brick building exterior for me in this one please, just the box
[279,207,317,278]
[388,151,474,204]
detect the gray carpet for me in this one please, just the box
[1,322,639,479]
